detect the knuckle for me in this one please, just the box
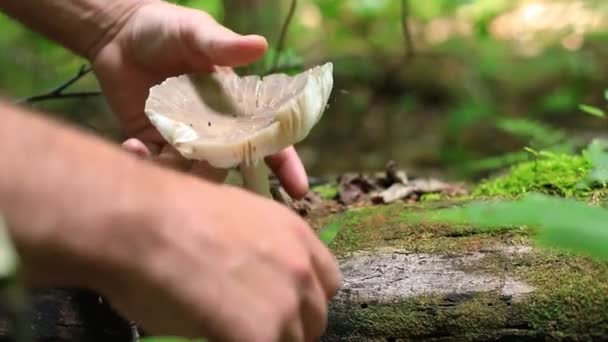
[329,268,342,295]
[287,257,314,285]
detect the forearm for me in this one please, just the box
[0,101,161,288]
[0,0,157,59]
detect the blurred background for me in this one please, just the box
[2,0,608,182]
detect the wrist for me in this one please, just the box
[0,101,159,290]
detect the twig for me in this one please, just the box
[19,91,102,103]
[401,0,415,60]
[268,0,297,74]
[17,64,102,104]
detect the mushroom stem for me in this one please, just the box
[239,162,272,198]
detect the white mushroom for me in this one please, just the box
[144,63,334,198]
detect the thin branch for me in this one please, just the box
[17,64,102,104]
[401,0,415,60]
[268,0,297,74]
[20,91,102,103]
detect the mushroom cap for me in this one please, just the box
[144,63,334,168]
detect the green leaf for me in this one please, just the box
[318,222,341,246]
[582,139,608,185]
[496,118,567,148]
[523,146,538,156]
[314,0,341,19]
[414,193,608,261]
[604,89,608,102]
[579,104,606,118]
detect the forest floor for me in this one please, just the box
[282,153,608,341]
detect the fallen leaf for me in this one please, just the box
[385,160,408,185]
[338,173,379,204]
[372,183,416,204]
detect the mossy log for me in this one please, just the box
[0,201,606,341]
[319,202,608,341]
[0,288,134,342]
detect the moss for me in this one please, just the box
[318,199,608,340]
[311,182,339,200]
[326,237,608,340]
[473,153,592,198]
[320,202,531,256]
[420,193,443,202]
[460,248,608,339]
[328,291,529,340]
[331,264,608,340]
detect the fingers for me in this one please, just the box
[123,138,310,198]
[122,138,152,158]
[299,272,329,341]
[121,138,227,183]
[311,245,342,301]
[181,10,268,68]
[293,222,341,301]
[266,146,309,199]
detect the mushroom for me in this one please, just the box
[144,63,334,198]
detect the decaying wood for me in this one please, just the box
[0,201,605,342]
[322,244,608,341]
[0,288,133,342]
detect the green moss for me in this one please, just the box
[311,182,339,200]
[473,153,591,198]
[329,291,531,340]
[318,198,608,340]
[460,248,608,339]
[420,192,443,202]
[320,202,531,256]
[331,262,608,340]
[327,234,608,340]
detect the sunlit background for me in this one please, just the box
[1,0,608,181]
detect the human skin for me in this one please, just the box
[0,0,309,198]
[0,0,340,341]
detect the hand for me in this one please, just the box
[91,1,308,198]
[97,168,341,341]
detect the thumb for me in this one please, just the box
[183,13,268,67]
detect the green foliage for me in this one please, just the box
[260,47,303,75]
[579,104,606,118]
[539,86,582,113]
[416,193,608,261]
[318,221,341,246]
[496,118,569,148]
[578,88,608,119]
[2,0,608,179]
[166,0,223,19]
[581,139,608,186]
